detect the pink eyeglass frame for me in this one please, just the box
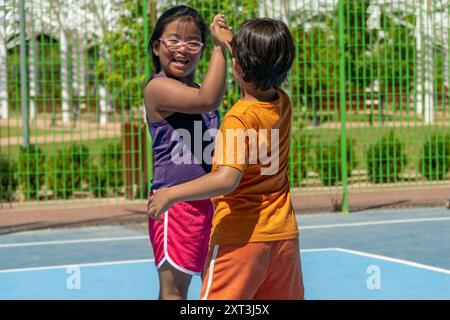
[159,38,204,53]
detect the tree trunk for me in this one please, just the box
[60,29,70,124]
[415,0,434,123]
[28,33,38,121]
[99,85,108,125]
[70,35,87,112]
[445,48,449,91]
[0,38,8,119]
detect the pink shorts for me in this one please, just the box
[148,198,214,276]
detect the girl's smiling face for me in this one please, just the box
[153,19,203,82]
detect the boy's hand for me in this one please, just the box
[147,188,173,222]
[210,14,233,50]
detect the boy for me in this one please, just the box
[147,18,304,300]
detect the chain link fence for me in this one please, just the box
[0,0,449,211]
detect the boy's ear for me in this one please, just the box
[232,58,242,76]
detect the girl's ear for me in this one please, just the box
[152,41,159,56]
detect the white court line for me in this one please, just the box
[301,248,335,253]
[0,236,148,248]
[0,249,325,274]
[298,216,450,230]
[334,248,450,275]
[1,248,449,275]
[0,259,154,274]
[2,216,449,248]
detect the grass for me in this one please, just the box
[310,111,424,124]
[0,125,65,138]
[0,138,121,163]
[3,112,449,188]
[296,124,450,172]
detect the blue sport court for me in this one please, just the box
[1,207,450,300]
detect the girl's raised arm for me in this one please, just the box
[145,15,232,115]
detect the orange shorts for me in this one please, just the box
[200,238,304,300]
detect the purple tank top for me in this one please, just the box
[145,73,220,191]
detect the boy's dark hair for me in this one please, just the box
[231,18,295,90]
[148,5,208,73]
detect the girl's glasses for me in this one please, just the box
[159,38,204,54]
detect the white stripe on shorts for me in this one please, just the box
[201,244,220,300]
[162,210,200,276]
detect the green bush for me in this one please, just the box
[91,143,124,197]
[18,145,46,200]
[314,137,357,186]
[289,134,310,187]
[366,132,407,183]
[0,155,18,202]
[420,133,450,181]
[47,144,91,199]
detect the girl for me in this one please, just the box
[144,5,232,300]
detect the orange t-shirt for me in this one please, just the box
[210,89,299,245]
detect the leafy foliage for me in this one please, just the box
[420,132,450,181]
[314,137,357,186]
[91,143,124,197]
[18,145,46,200]
[0,155,18,202]
[47,143,91,199]
[366,132,407,183]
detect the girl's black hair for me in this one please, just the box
[148,5,208,73]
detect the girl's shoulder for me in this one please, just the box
[144,72,166,87]
[144,73,199,91]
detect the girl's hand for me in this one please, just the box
[210,14,233,50]
[213,14,232,31]
[147,188,173,223]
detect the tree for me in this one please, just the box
[291,21,339,105]
[95,0,147,117]
[365,12,417,94]
[334,0,375,89]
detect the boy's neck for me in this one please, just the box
[240,84,278,103]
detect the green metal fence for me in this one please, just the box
[0,0,449,212]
